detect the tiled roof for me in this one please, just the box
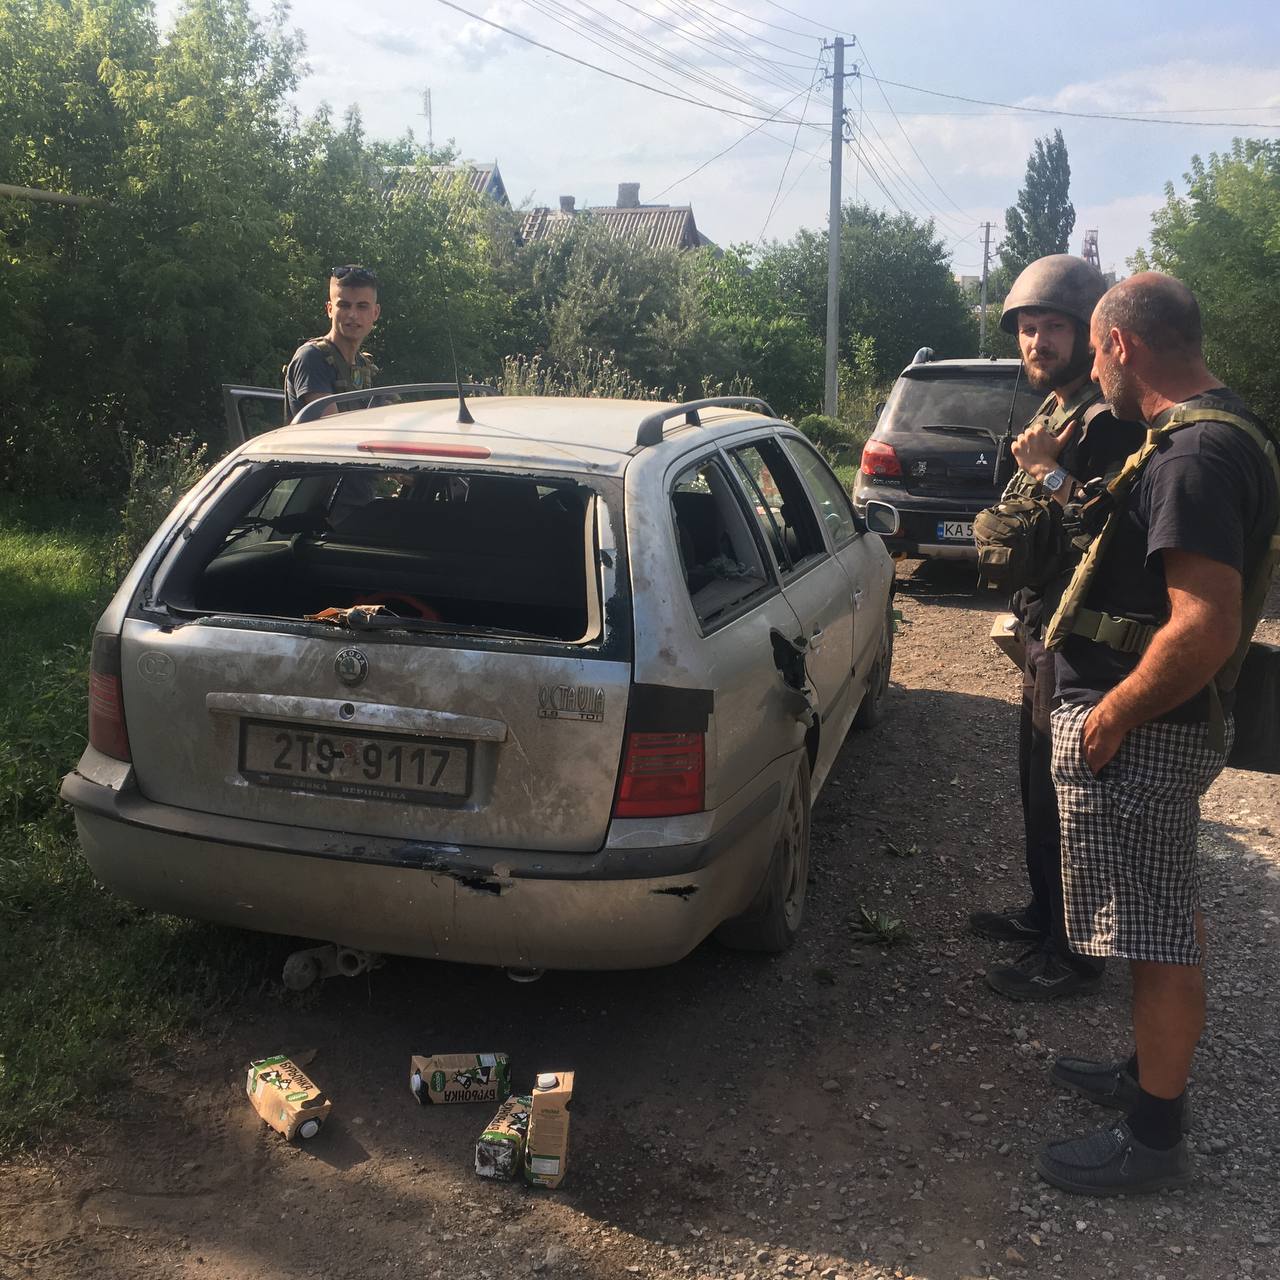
[382,162,509,206]
[520,204,710,251]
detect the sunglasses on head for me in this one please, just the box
[330,265,377,283]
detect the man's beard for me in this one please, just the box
[1024,335,1093,392]
[1099,360,1141,421]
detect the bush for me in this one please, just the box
[101,434,209,586]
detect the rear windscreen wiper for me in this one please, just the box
[928,424,1002,443]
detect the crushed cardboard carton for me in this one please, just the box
[475,1094,533,1180]
[246,1054,331,1141]
[410,1052,511,1105]
[990,612,1025,670]
[524,1071,574,1188]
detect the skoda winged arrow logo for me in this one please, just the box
[335,648,369,687]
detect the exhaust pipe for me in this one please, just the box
[281,943,383,990]
[505,967,546,984]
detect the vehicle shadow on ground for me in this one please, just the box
[893,557,991,612]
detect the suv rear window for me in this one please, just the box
[879,368,1042,435]
[154,464,601,644]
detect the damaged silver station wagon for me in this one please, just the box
[62,388,898,973]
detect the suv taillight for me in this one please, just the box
[612,732,704,818]
[861,438,902,478]
[89,631,131,761]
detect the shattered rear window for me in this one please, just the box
[157,464,600,644]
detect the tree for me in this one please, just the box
[759,202,977,381]
[997,129,1075,291]
[1132,139,1280,422]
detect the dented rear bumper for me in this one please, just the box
[60,751,783,970]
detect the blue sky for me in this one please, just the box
[162,0,1280,274]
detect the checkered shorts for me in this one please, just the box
[1049,701,1231,965]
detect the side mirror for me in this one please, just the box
[874,400,886,419]
[864,500,900,538]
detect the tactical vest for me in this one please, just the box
[285,339,379,421]
[974,386,1108,592]
[1044,404,1280,756]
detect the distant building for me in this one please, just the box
[520,183,715,252]
[382,161,510,206]
[955,274,981,295]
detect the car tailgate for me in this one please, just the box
[120,619,629,853]
[891,430,1000,499]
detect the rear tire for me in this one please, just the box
[852,601,894,730]
[715,755,811,953]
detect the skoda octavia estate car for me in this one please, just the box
[63,389,896,970]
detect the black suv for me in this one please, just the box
[853,353,1043,561]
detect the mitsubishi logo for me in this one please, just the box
[977,453,988,466]
[335,648,369,687]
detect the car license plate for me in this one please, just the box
[936,521,974,541]
[239,720,472,805]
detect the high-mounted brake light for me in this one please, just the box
[861,438,902,479]
[88,631,131,761]
[612,732,705,818]
[356,441,492,459]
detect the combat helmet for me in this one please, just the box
[1000,254,1107,334]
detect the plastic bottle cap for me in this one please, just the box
[536,1073,559,1090]
[410,1071,422,1093]
[298,1119,321,1140]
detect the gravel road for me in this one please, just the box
[2,561,1276,1280]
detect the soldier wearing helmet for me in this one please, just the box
[969,254,1144,1001]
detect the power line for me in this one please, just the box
[855,41,971,217]
[523,0,801,110]
[660,0,811,90]
[860,72,1280,129]
[758,53,825,241]
[433,0,824,126]
[650,81,819,200]
[694,0,826,42]
[761,0,832,35]
[609,0,814,78]
[676,0,816,60]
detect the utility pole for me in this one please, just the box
[978,221,994,355]
[422,88,434,151]
[823,37,855,419]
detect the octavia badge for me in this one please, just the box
[335,648,369,687]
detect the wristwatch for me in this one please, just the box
[1042,466,1071,494]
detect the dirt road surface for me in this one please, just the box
[3,562,1278,1280]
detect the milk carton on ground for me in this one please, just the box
[523,1070,574,1188]
[246,1054,331,1141]
[409,1052,511,1105]
[475,1094,532,1179]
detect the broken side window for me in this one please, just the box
[670,458,772,629]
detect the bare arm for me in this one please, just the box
[1082,549,1242,771]
[301,390,339,418]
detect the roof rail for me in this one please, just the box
[292,382,499,424]
[635,396,778,448]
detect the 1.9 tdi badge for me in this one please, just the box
[334,648,369,687]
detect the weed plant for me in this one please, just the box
[0,479,262,1150]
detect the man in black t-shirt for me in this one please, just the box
[284,265,381,421]
[1019,273,1279,1196]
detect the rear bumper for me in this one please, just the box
[60,754,784,971]
[854,485,987,561]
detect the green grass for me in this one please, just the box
[0,499,261,1149]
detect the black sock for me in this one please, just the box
[1126,1086,1184,1150]
[1124,1052,1139,1080]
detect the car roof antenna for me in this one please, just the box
[992,359,1024,492]
[433,262,474,425]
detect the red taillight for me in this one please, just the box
[861,438,902,478]
[612,732,705,818]
[89,632,131,761]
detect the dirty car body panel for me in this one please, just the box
[63,395,895,969]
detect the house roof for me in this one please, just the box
[520,204,712,252]
[382,162,509,206]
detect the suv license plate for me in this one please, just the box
[937,521,974,541]
[239,720,472,805]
